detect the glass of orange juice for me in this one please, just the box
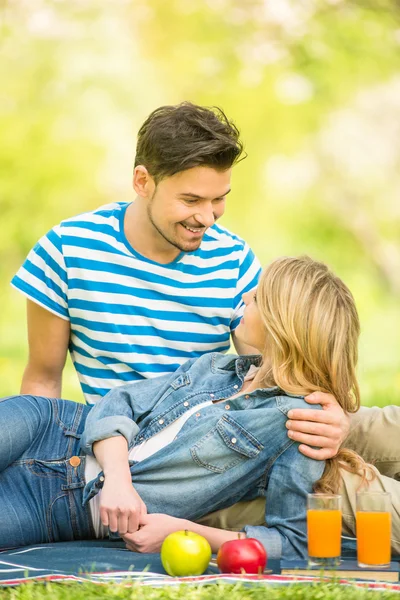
[307,494,342,567]
[356,491,391,568]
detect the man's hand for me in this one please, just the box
[286,392,350,460]
[123,514,186,553]
[100,479,147,535]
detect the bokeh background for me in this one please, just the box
[1,0,399,405]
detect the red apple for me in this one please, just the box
[217,537,267,574]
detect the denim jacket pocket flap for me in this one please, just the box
[190,416,263,474]
[216,415,263,458]
[170,374,191,390]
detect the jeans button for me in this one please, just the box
[69,456,81,467]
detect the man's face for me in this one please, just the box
[146,166,232,253]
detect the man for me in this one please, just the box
[12,102,351,528]
[12,103,263,402]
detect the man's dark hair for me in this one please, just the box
[134,102,245,183]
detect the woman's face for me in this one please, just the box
[235,288,268,352]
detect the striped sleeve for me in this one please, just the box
[230,244,262,331]
[11,225,69,320]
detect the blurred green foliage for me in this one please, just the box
[0,0,399,405]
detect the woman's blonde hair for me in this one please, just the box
[256,256,373,493]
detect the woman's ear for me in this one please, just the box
[133,166,155,198]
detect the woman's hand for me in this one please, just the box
[92,436,146,534]
[100,477,147,535]
[122,514,187,553]
[286,392,351,460]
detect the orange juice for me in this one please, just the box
[307,509,342,558]
[356,511,391,566]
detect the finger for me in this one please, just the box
[108,512,119,533]
[286,409,336,423]
[125,541,139,553]
[100,508,109,528]
[304,392,336,405]
[286,420,340,438]
[139,512,149,526]
[287,430,337,448]
[298,444,338,460]
[118,513,129,536]
[121,531,134,543]
[128,530,142,544]
[126,541,146,553]
[127,513,139,534]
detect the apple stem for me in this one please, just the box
[185,530,188,536]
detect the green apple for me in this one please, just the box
[161,530,212,576]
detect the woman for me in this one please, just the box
[0,257,371,559]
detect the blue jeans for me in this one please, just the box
[0,395,94,549]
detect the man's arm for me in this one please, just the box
[20,300,70,398]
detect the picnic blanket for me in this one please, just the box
[0,540,399,592]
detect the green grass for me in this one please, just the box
[0,582,399,600]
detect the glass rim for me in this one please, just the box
[355,491,391,497]
[307,493,341,499]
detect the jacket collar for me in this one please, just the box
[213,353,262,376]
[213,353,293,398]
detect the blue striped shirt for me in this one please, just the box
[11,202,261,404]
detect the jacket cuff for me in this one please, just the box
[80,416,139,455]
[242,525,282,560]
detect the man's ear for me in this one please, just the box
[133,165,155,198]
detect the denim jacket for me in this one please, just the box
[81,353,325,560]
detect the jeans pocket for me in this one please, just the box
[190,415,263,473]
[26,459,67,479]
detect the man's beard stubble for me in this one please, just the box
[146,202,201,254]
